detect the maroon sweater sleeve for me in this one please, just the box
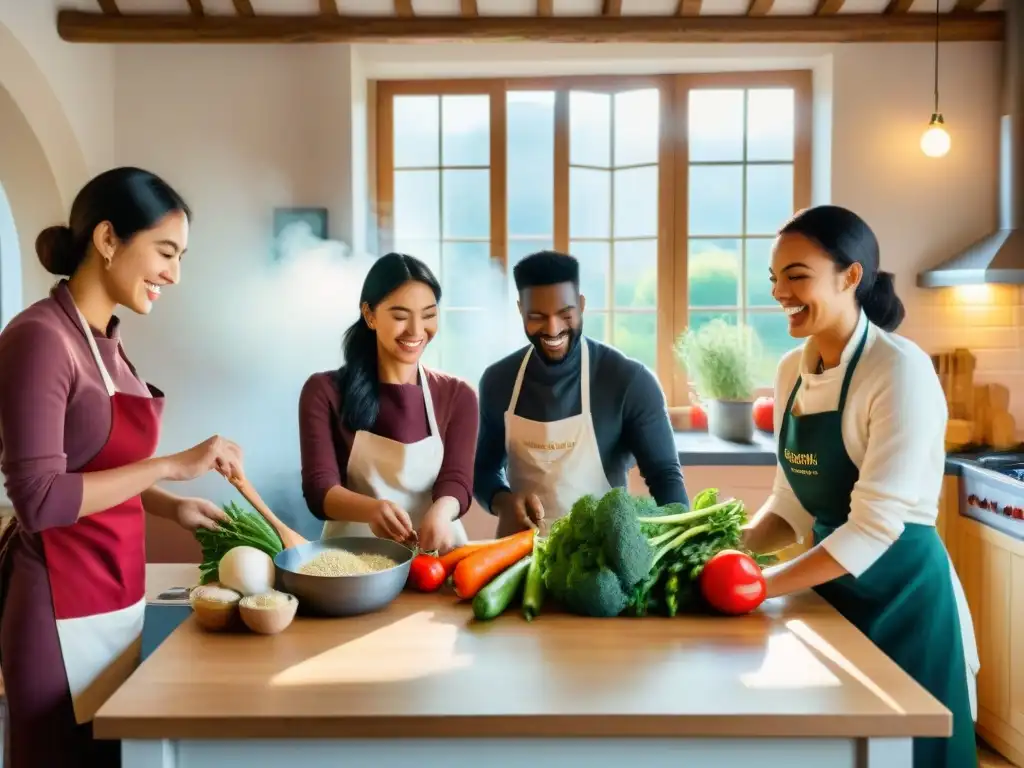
[0,320,83,533]
[430,375,479,518]
[298,373,345,521]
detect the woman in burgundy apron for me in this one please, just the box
[0,167,245,768]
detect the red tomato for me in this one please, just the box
[690,403,708,431]
[407,554,446,592]
[752,396,774,433]
[699,550,767,615]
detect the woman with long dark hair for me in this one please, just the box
[299,252,478,553]
[743,205,979,767]
[0,167,246,767]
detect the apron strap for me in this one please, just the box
[837,322,870,412]
[508,346,533,414]
[579,339,591,413]
[419,362,440,438]
[73,307,117,398]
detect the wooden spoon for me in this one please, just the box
[227,474,308,550]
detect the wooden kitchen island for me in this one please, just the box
[102,566,950,768]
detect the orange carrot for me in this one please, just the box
[452,529,536,600]
[439,533,520,576]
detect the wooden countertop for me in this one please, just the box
[97,563,950,741]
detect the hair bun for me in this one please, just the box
[35,225,77,276]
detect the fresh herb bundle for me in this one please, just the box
[195,501,284,585]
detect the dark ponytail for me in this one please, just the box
[36,166,190,277]
[336,252,442,433]
[779,204,905,332]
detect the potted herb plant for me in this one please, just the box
[675,319,759,443]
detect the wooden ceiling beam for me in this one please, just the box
[677,0,702,15]
[97,0,120,14]
[815,0,845,13]
[603,0,622,15]
[747,0,774,15]
[186,0,204,16]
[395,0,414,16]
[537,0,553,15]
[55,11,1004,44]
[461,0,478,15]
[955,0,986,9]
[232,0,254,16]
[884,0,914,12]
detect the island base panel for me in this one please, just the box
[123,736,914,768]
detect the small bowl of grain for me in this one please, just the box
[273,536,414,617]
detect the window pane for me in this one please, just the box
[614,89,659,167]
[689,239,739,308]
[441,95,490,167]
[689,89,744,163]
[570,91,611,168]
[442,241,494,307]
[688,310,738,334]
[570,167,611,239]
[394,170,440,239]
[748,311,797,385]
[438,309,490,387]
[507,92,555,237]
[442,169,489,239]
[689,164,743,237]
[747,89,795,162]
[393,95,439,168]
[614,239,657,309]
[570,239,610,310]
[613,165,658,239]
[585,312,608,344]
[745,238,776,308]
[393,238,441,277]
[613,312,657,371]
[746,164,793,236]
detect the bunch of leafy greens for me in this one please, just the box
[195,501,284,584]
[541,487,776,618]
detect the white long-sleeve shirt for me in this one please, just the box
[766,310,949,578]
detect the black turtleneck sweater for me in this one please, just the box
[473,336,688,513]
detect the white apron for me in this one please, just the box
[947,550,980,721]
[322,364,468,547]
[500,340,612,536]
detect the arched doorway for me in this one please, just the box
[0,181,21,328]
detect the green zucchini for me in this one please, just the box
[472,556,532,621]
[521,545,546,621]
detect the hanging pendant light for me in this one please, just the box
[921,0,951,158]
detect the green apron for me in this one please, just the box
[778,324,976,768]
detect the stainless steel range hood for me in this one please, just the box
[918,2,1024,288]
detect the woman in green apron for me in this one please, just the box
[743,205,979,768]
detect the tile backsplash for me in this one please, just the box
[903,285,1024,435]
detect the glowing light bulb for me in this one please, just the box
[920,113,951,158]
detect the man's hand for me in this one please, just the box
[492,491,544,534]
[174,497,230,532]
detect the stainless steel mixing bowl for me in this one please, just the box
[273,536,414,617]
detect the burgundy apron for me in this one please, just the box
[0,304,163,764]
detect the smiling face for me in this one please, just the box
[518,281,584,363]
[770,232,862,339]
[366,279,438,366]
[94,209,189,315]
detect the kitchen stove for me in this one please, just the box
[954,451,1024,541]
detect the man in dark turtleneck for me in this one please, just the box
[474,250,688,537]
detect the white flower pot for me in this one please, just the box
[706,399,755,443]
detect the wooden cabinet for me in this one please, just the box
[950,495,1024,767]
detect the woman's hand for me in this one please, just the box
[418,503,456,554]
[366,500,415,544]
[162,435,244,482]
[174,497,229,532]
